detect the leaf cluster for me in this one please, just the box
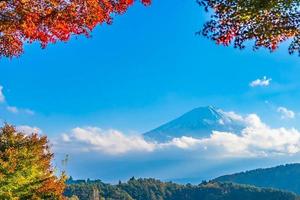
[199,0,300,54]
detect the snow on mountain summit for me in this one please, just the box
[144,106,245,142]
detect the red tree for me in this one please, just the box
[0,0,150,58]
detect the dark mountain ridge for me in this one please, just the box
[214,163,300,194]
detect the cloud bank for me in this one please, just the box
[59,112,300,158]
[61,127,156,154]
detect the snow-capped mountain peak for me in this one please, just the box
[144,106,244,142]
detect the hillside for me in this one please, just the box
[64,177,300,200]
[214,163,300,194]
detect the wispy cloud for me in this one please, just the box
[0,85,5,103]
[23,109,35,115]
[218,110,244,121]
[277,107,295,119]
[250,76,272,87]
[6,106,19,113]
[16,125,41,135]
[6,106,35,115]
[0,85,34,115]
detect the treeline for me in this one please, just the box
[64,177,300,200]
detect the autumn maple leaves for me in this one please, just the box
[0,0,151,58]
[3,0,300,58]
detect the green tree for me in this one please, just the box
[0,124,66,199]
[66,195,79,200]
[199,0,300,54]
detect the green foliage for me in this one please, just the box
[66,195,80,200]
[64,177,300,200]
[199,0,300,54]
[0,124,66,200]
[65,179,133,200]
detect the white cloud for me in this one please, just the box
[277,107,295,119]
[0,85,34,115]
[6,106,19,113]
[203,114,300,157]
[62,133,71,142]
[219,110,244,122]
[250,76,272,87]
[0,85,5,103]
[162,136,200,149]
[158,114,300,157]
[16,125,41,135]
[53,109,300,182]
[59,112,300,158]
[62,127,156,155]
[24,109,35,115]
[6,105,34,115]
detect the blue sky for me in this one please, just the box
[1,0,300,182]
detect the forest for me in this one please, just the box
[64,177,300,200]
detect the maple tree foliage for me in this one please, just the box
[0,124,66,199]
[198,0,300,54]
[0,0,151,58]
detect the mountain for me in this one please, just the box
[65,178,300,200]
[144,106,244,142]
[214,163,300,194]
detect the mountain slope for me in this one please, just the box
[144,106,244,142]
[214,163,300,194]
